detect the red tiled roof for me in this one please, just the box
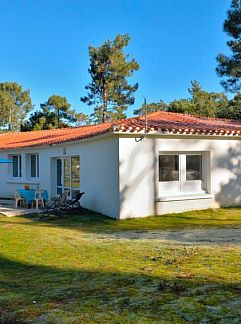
[117,111,241,135]
[0,123,113,150]
[1,111,241,150]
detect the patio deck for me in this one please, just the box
[0,199,41,217]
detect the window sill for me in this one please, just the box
[156,193,213,202]
[6,179,40,185]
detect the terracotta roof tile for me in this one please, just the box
[0,123,113,150]
[115,111,241,134]
[1,111,241,150]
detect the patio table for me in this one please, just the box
[17,189,48,205]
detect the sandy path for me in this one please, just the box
[96,227,241,245]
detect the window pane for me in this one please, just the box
[71,157,80,188]
[159,155,179,181]
[57,187,62,195]
[64,158,70,187]
[19,156,22,177]
[31,155,36,177]
[36,154,39,177]
[186,155,202,181]
[57,159,62,186]
[12,156,18,177]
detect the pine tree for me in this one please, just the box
[218,92,241,119]
[133,100,168,116]
[40,95,75,128]
[0,82,32,131]
[21,95,77,131]
[169,81,228,117]
[216,0,241,92]
[81,34,139,123]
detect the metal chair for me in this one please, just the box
[40,190,70,218]
[64,192,85,213]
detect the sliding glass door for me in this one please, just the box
[56,156,80,197]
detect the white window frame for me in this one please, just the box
[12,155,22,178]
[158,152,207,196]
[56,156,80,198]
[30,154,39,178]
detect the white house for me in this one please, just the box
[1,111,241,219]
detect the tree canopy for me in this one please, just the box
[133,82,230,119]
[169,81,229,117]
[218,92,241,120]
[216,0,241,92]
[41,95,75,127]
[21,95,77,131]
[0,82,32,131]
[81,34,139,123]
[133,100,168,116]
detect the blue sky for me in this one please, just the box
[0,0,231,117]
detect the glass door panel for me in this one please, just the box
[64,158,71,187]
[71,157,80,188]
[56,156,80,198]
[56,159,63,195]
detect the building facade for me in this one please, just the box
[1,111,241,219]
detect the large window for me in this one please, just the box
[159,153,205,195]
[30,154,39,178]
[12,155,22,178]
[56,156,80,197]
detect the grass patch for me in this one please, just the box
[2,208,241,234]
[7,207,241,233]
[0,208,241,322]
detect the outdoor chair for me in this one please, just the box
[15,191,26,209]
[32,190,45,209]
[40,190,69,218]
[64,192,85,213]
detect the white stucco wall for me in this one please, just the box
[2,133,241,219]
[119,135,241,219]
[0,136,120,218]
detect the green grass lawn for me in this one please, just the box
[0,209,241,323]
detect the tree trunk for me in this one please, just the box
[8,106,12,131]
[57,108,60,128]
[102,90,108,123]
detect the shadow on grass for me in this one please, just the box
[0,254,241,323]
[1,208,241,236]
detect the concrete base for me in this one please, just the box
[156,196,217,215]
[0,206,41,217]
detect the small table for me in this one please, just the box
[17,189,48,207]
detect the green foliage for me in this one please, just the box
[81,34,139,123]
[41,95,75,127]
[21,110,64,131]
[133,100,168,116]
[21,95,81,131]
[169,81,229,117]
[168,98,193,114]
[228,92,241,119]
[190,80,229,117]
[218,92,241,119]
[0,82,32,131]
[0,91,14,128]
[133,82,229,119]
[74,112,91,126]
[216,0,241,92]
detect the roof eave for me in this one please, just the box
[114,129,241,139]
